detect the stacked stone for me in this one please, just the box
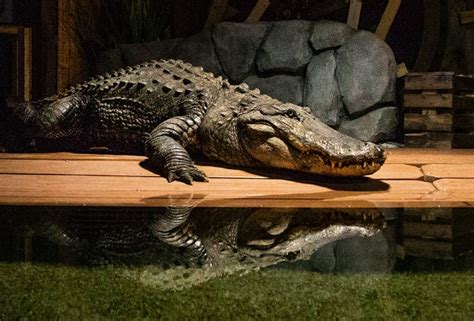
[118,20,398,143]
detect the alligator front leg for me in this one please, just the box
[148,206,208,265]
[146,113,208,184]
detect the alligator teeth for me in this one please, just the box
[363,162,367,168]
[331,162,335,169]
[247,239,275,247]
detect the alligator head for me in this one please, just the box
[202,91,386,176]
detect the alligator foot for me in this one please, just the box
[149,206,208,265]
[166,164,208,184]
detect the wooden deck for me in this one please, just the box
[0,149,473,208]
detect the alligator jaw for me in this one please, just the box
[238,104,386,177]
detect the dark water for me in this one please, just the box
[1,206,472,274]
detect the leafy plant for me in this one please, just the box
[70,0,172,71]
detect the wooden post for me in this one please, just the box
[57,0,88,91]
[245,0,270,23]
[205,0,228,28]
[57,0,70,91]
[375,0,402,40]
[347,0,362,29]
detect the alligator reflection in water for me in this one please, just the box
[0,207,395,274]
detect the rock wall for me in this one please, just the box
[117,20,398,143]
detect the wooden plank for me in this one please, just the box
[205,0,228,28]
[347,0,362,29]
[245,0,270,23]
[433,179,474,199]
[2,149,473,165]
[459,10,474,25]
[375,0,401,40]
[0,159,424,181]
[404,93,453,108]
[422,164,474,180]
[403,222,453,239]
[404,132,452,149]
[404,72,454,90]
[0,152,145,161]
[368,164,423,180]
[0,174,439,208]
[404,113,452,132]
[386,149,474,164]
[0,159,268,179]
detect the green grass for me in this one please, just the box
[0,263,473,321]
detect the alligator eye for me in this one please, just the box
[285,109,298,119]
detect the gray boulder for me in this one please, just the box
[338,106,399,143]
[256,20,313,73]
[332,231,394,273]
[172,30,223,76]
[309,242,337,273]
[304,51,342,126]
[244,75,304,105]
[336,30,396,115]
[212,22,269,82]
[310,229,395,273]
[309,20,355,52]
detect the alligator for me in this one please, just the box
[1,206,387,270]
[9,59,386,184]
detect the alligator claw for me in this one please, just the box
[166,166,209,184]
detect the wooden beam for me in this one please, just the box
[23,28,32,101]
[375,0,402,40]
[404,93,453,108]
[205,0,228,28]
[397,63,408,78]
[245,0,270,23]
[347,0,362,29]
